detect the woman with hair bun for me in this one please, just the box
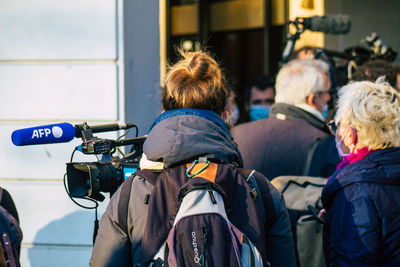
[322,79,400,266]
[90,49,296,267]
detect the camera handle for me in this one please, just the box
[281,18,305,64]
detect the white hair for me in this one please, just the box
[275,59,327,105]
[335,79,400,150]
[309,58,329,73]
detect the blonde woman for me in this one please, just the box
[322,79,400,266]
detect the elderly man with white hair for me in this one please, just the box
[231,59,339,180]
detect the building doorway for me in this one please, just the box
[166,0,286,123]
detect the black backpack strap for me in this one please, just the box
[118,170,159,236]
[0,204,22,267]
[252,171,277,229]
[1,228,16,267]
[239,169,276,228]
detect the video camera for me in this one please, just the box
[11,121,146,243]
[66,122,146,202]
[11,121,145,202]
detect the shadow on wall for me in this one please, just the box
[28,211,95,267]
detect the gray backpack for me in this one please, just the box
[150,176,263,266]
[271,176,326,267]
[118,163,276,266]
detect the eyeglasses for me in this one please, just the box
[251,98,275,105]
[327,120,337,135]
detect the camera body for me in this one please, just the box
[66,122,145,201]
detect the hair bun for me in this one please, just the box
[187,52,212,80]
[162,49,229,115]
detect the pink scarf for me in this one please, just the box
[336,147,372,170]
[326,147,372,181]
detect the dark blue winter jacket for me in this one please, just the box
[322,147,400,266]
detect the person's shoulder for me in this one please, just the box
[232,120,255,131]
[325,174,375,214]
[231,119,270,137]
[248,170,281,200]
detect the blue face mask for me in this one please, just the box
[322,104,329,120]
[249,105,270,121]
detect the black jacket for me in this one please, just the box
[232,103,338,180]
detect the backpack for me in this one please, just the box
[0,188,22,267]
[271,176,326,267]
[118,160,275,266]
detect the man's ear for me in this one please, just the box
[307,93,317,108]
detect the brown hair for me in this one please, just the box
[162,49,229,115]
[351,59,397,88]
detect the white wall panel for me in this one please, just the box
[1,180,108,245]
[0,63,118,121]
[0,0,125,266]
[0,0,116,60]
[20,245,93,267]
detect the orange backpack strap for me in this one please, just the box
[185,161,218,181]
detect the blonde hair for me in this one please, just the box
[275,59,326,105]
[335,78,400,150]
[162,49,229,115]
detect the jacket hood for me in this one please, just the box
[143,109,243,168]
[322,147,400,209]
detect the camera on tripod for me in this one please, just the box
[65,122,146,202]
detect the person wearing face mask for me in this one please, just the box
[243,75,275,122]
[291,46,338,122]
[232,59,339,180]
[321,79,400,266]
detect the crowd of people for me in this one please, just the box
[88,46,400,267]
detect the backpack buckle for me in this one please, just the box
[250,188,258,199]
[186,159,210,178]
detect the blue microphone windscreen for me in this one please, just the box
[12,122,76,146]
